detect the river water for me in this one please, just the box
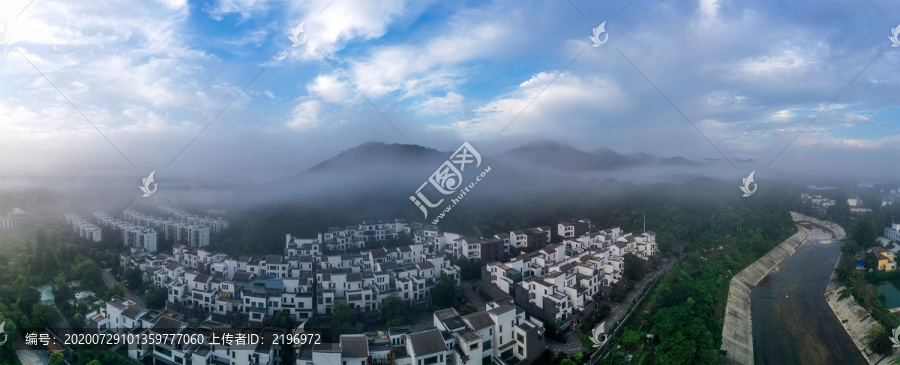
[751,229,866,364]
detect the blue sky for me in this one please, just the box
[1,0,899,182]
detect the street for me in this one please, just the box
[585,258,676,364]
[102,269,145,307]
[543,258,676,358]
[595,259,675,342]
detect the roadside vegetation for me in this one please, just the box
[830,203,900,357]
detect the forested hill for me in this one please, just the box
[212,176,800,259]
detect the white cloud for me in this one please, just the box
[292,0,427,59]
[286,100,322,129]
[420,92,462,115]
[446,72,629,138]
[206,0,271,21]
[307,74,352,103]
[154,0,188,11]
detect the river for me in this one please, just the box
[751,229,866,364]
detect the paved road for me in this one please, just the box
[546,328,584,356]
[543,259,675,358]
[16,332,50,365]
[594,259,674,343]
[102,269,145,307]
[461,280,486,310]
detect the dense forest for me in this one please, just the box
[0,221,134,365]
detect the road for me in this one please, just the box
[594,258,674,343]
[586,258,675,364]
[102,269,145,307]
[16,334,50,365]
[543,258,675,358]
[546,327,584,356]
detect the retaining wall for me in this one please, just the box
[823,257,882,364]
[721,219,810,365]
[790,211,847,240]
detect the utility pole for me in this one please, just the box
[643,211,646,234]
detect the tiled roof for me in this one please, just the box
[340,335,369,358]
[409,329,446,356]
[122,305,147,320]
[463,311,495,330]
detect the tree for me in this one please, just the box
[145,285,166,309]
[107,283,126,299]
[126,268,143,290]
[17,286,41,313]
[87,360,103,365]
[381,295,408,327]
[433,274,457,308]
[618,328,645,350]
[865,252,879,271]
[52,272,72,304]
[869,324,894,356]
[49,353,64,365]
[0,315,17,364]
[273,309,292,329]
[458,303,477,315]
[331,301,353,341]
[623,253,645,281]
[31,303,59,328]
[855,219,878,249]
[73,313,84,328]
[80,261,102,288]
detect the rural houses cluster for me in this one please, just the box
[75,211,656,364]
[482,221,657,332]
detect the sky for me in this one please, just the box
[1,0,899,184]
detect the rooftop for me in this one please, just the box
[409,329,447,356]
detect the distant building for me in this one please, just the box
[64,213,102,242]
[885,223,900,243]
[0,208,25,230]
[848,197,873,214]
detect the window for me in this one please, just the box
[517,333,524,342]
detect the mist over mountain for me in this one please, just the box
[498,140,707,171]
[214,140,762,211]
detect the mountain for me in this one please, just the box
[239,140,748,209]
[305,142,444,174]
[498,140,700,172]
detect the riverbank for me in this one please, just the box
[791,212,847,240]
[825,255,898,364]
[721,221,810,364]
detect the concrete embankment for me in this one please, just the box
[721,216,811,364]
[823,262,883,364]
[790,211,847,240]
